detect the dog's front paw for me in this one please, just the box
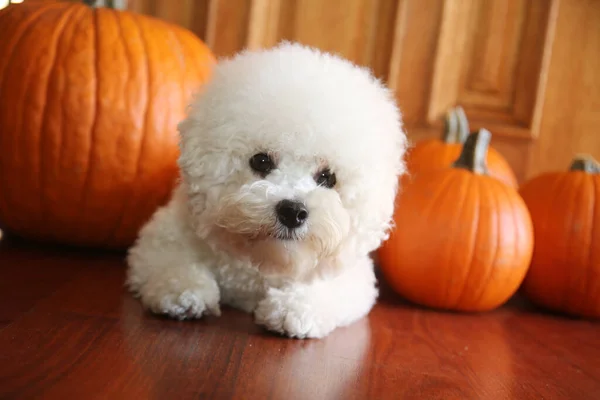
[254,288,336,339]
[134,277,221,320]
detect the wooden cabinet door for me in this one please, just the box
[129,0,600,182]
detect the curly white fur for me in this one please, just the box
[126,42,407,338]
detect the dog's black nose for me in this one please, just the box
[276,200,308,229]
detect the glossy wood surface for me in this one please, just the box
[0,236,598,399]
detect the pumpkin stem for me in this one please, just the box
[452,128,491,175]
[82,0,127,9]
[570,154,600,174]
[442,106,469,144]
[455,106,470,142]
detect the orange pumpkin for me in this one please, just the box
[406,107,518,188]
[519,155,600,318]
[378,129,534,312]
[0,1,215,249]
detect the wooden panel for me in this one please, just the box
[127,0,209,41]
[459,1,527,110]
[271,0,399,80]
[527,0,600,178]
[245,0,283,49]
[427,0,474,126]
[205,0,253,58]
[427,0,557,141]
[157,0,399,77]
[392,0,560,183]
[388,0,445,127]
[123,0,600,181]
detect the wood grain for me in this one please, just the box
[0,236,599,399]
[123,0,600,183]
[526,0,600,178]
[460,0,527,109]
[427,0,555,139]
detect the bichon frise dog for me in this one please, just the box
[126,42,407,339]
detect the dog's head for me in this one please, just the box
[178,42,406,279]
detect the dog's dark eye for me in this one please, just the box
[249,153,275,175]
[315,168,336,188]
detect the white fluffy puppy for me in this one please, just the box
[126,42,407,339]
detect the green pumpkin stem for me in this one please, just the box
[442,106,469,144]
[570,154,600,174]
[83,0,127,9]
[452,128,491,175]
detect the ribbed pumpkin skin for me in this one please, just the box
[406,140,519,189]
[0,2,215,249]
[379,132,533,312]
[519,170,600,318]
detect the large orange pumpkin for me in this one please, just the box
[406,107,518,188]
[519,155,600,318]
[378,129,534,312]
[0,1,215,249]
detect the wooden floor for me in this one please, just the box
[0,236,598,400]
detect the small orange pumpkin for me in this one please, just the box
[406,107,518,188]
[519,155,600,318]
[0,1,216,249]
[378,129,534,312]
